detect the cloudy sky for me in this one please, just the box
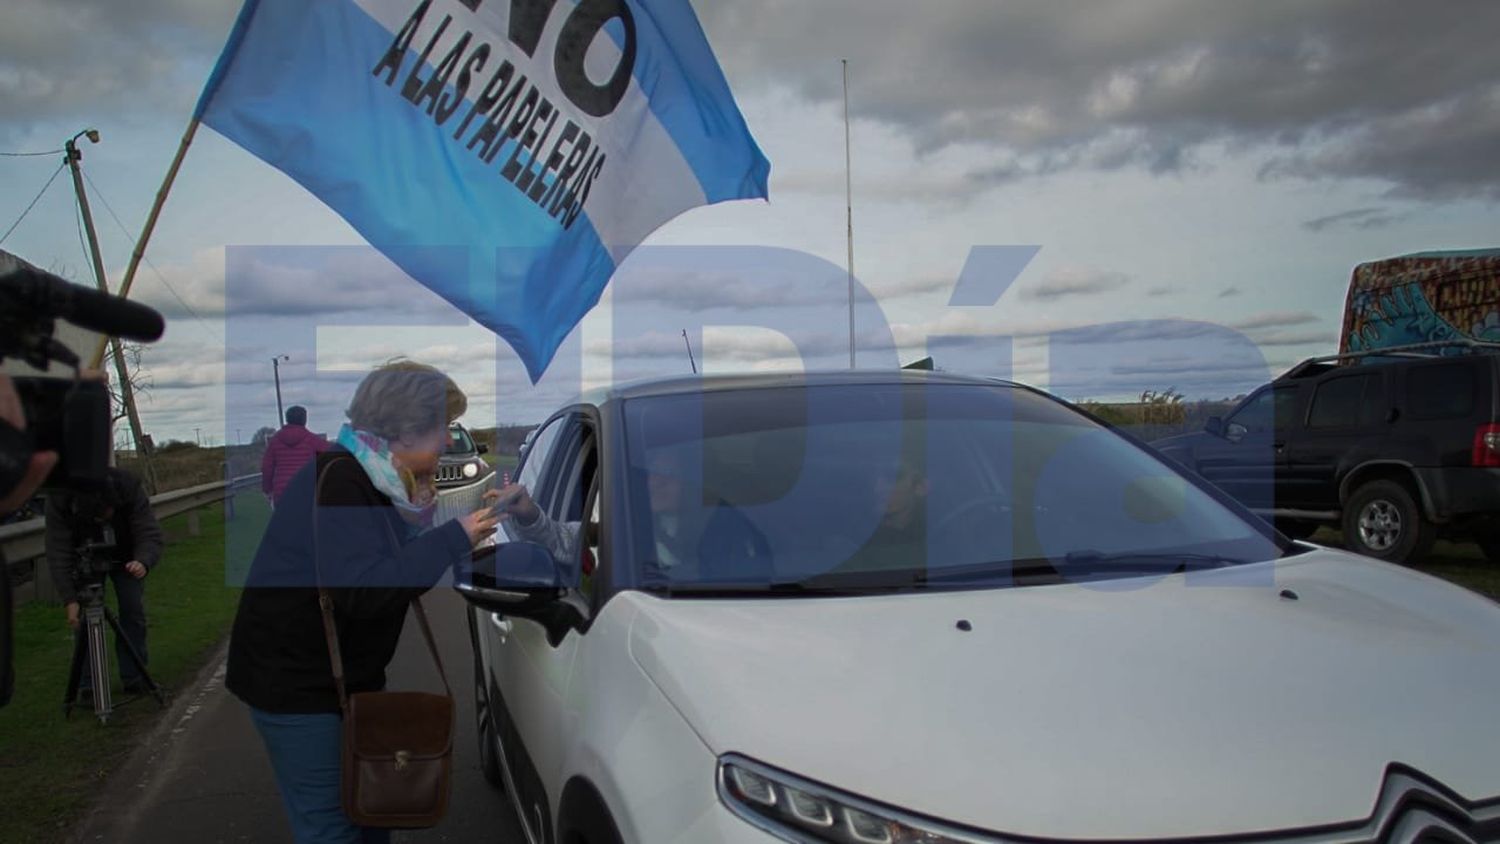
[2,0,1498,444]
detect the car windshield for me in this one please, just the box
[446,427,474,454]
[619,382,1283,594]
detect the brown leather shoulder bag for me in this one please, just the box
[314,458,455,829]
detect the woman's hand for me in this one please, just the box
[458,507,502,546]
[484,484,541,526]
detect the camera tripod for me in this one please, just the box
[62,579,166,723]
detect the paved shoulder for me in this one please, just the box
[71,590,521,843]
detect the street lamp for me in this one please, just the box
[272,355,290,426]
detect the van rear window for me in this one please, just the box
[1406,364,1476,419]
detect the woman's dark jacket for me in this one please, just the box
[226,447,471,714]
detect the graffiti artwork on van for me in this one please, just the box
[1343,250,1500,352]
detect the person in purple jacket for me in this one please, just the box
[261,406,329,507]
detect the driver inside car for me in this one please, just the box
[832,459,932,574]
[486,448,771,586]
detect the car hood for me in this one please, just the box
[625,549,1500,840]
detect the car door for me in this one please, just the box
[1286,370,1388,510]
[477,412,573,843]
[1193,384,1299,511]
[488,412,600,844]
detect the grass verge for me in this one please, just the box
[0,496,268,844]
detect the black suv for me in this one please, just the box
[1152,344,1500,564]
[435,423,492,489]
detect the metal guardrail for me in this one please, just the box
[3,469,490,604]
[2,474,262,604]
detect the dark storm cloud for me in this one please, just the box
[697,0,1500,199]
[8,1,1494,201]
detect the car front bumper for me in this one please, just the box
[433,473,493,524]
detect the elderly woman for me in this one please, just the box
[226,361,499,844]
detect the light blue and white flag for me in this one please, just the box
[197,0,769,380]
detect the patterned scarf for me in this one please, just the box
[335,424,437,534]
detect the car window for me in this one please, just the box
[1308,374,1375,429]
[578,476,601,602]
[516,414,567,494]
[554,432,598,523]
[1228,386,1297,433]
[1407,363,1476,419]
[445,427,474,454]
[620,383,1276,593]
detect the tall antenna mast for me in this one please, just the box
[842,59,856,369]
[681,329,698,374]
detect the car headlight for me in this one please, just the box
[719,755,986,844]
[463,462,480,478]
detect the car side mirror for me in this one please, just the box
[477,443,489,455]
[1204,416,1224,436]
[455,541,565,617]
[1225,422,1249,443]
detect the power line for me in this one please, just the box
[80,168,223,344]
[0,148,63,157]
[0,161,66,246]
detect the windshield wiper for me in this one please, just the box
[636,557,910,597]
[639,580,868,598]
[1061,550,1246,572]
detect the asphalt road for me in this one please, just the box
[70,590,525,843]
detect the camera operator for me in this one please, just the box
[1,372,61,707]
[45,466,162,697]
[2,249,166,710]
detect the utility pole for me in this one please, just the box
[194,427,202,447]
[66,129,158,493]
[272,355,289,426]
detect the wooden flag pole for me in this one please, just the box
[87,118,202,370]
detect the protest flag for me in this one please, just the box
[192,0,769,380]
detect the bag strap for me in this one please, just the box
[313,455,454,710]
[313,457,351,715]
[409,598,452,698]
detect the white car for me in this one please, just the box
[457,372,1500,844]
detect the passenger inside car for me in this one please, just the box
[639,447,771,584]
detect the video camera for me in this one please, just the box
[0,250,164,494]
[1,252,163,710]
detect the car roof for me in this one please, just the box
[579,369,1021,407]
[1277,350,1497,384]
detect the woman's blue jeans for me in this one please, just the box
[249,708,391,844]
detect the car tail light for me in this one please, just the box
[1475,424,1500,467]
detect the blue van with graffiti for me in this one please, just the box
[1341,249,1500,352]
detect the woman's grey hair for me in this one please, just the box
[346,360,467,444]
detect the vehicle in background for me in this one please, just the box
[1341,249,1500,354]
[1153,342,1500,564]
[455,371,1500,844]
[435,423,491,489]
